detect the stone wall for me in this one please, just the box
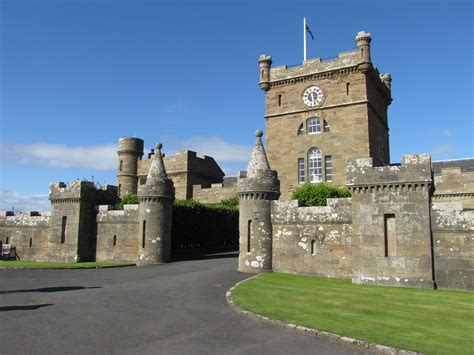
[271,198,353,278]
[138,150,224,200]
[431,203,473,290]
[96,205,139,263]
[0,211,50,261]
[433,166,474,210]
[348,155,435,289]
[192,183,237,203]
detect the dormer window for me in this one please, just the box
[307,118,321,134]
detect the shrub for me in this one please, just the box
[118,193,139,209]
[218,196,239,209]
[292,183,351,207]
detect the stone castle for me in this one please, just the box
[1,31,472,290]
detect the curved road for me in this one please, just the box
[0,253,365,354]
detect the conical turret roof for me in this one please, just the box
[246,130,271,178]
[146,143,168,181]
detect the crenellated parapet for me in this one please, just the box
[346,154,433,193]
[49,180,118,206]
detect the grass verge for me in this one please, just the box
[231,273,473,354]
[0,260,133,269]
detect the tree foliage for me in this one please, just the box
[118,193,139,209]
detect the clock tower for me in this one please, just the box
[260,31,392,199]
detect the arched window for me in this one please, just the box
[119,160,123,171]
[307,118,320,134]
[297,123,304,135]
[113,235,117,247]
[308,147,322,183]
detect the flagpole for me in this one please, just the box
[303,17,307,62]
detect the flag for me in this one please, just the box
[306,24,314,40]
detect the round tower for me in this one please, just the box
[355,31,372,63]
[237,130,280,273]
[137,143,175,265]
[117,137,144,197]
[258,55,272,92]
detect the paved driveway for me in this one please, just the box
[0,253,364,354]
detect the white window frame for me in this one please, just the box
[308,148,322,183]
[325,155,333,182]
[298,158,305,183]
[307,118,321,134]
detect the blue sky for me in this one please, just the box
[0,0,472,211]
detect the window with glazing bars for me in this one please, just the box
[308,148,322,183]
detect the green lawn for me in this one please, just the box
[0,260,133,269]
[232,273,474,354]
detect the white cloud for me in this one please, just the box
[0,190,50,212]
[442,129,454,137]
[176,137,252,163]
[0,143,116,170]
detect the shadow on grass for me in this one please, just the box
[0,286,101,295]
[0,304,54,312]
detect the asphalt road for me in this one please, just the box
[0,253,365,354]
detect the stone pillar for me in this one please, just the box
[137,143,175,265]
[258,55,272,92]
[117,137,144,197]
[237,130,280,273]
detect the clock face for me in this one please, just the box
[302,86,324,107]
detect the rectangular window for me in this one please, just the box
[247,220,252,253]
[325,156,332,182]
[60,216,67,244]
[384,214,396,257]
[5,237,9,244]
[278,94,282,107]
[307,118,321,134]
[346,82,350,95]
[142,220,146,248]
[298,158,305,183]
[29,238,33,248]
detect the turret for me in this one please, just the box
[237,130,280,273]
[137,143,175,265]
[258,55,272,92]
[355,31,372,63]
[117,137,144,198]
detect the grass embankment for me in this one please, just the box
[232,273,474,354]
[0,260,133,269]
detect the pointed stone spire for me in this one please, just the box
[147,143,168,181]
[246,130,271,178]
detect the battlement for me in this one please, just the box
[118,137,144,155]
[270,49,360,82]
[96,204,138,223]
[138,150,224,180]
[0,212,50,227]
[49,180,118,205]
[346,154,432,190]
[271,198,352,225]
